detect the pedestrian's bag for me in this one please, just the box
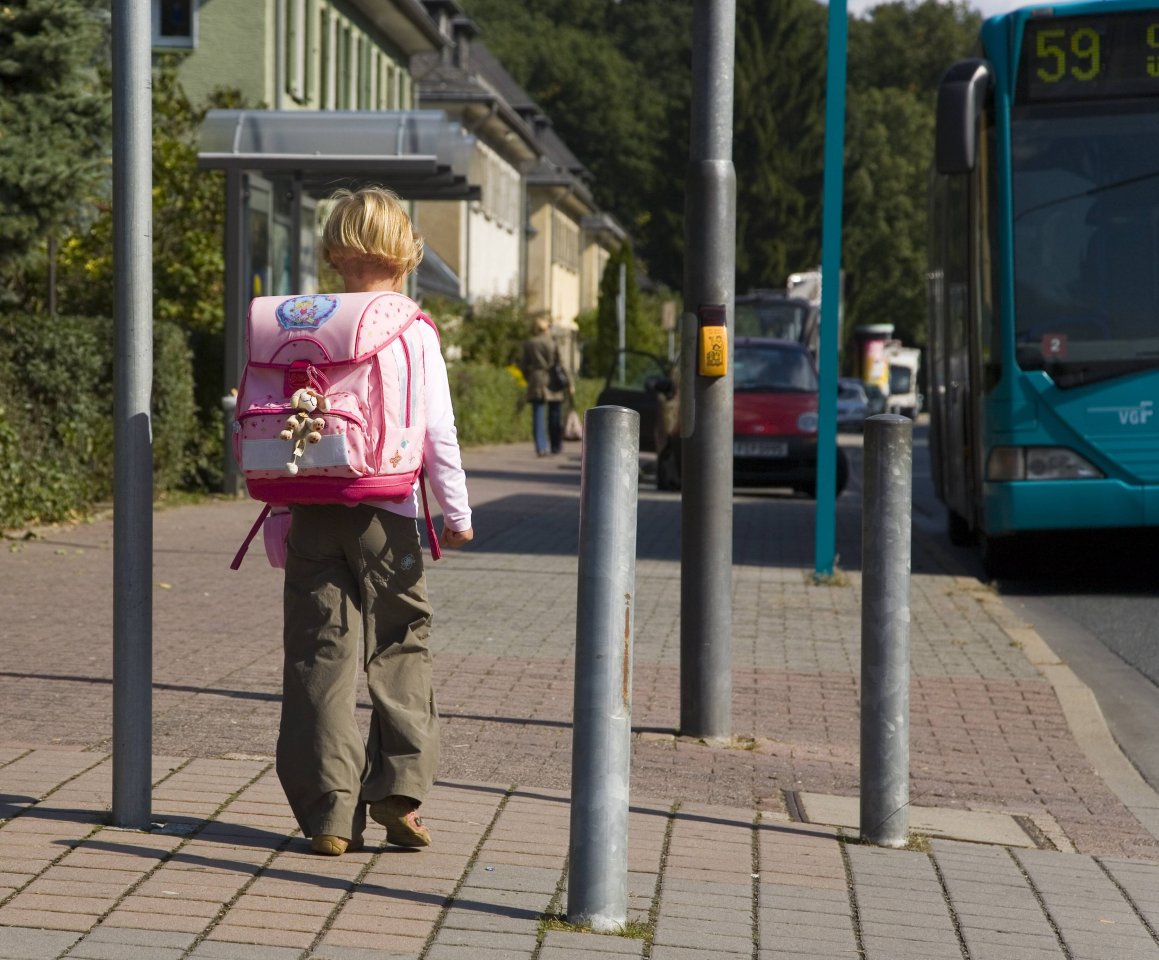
[229,291,441,569]
[564,408,583,442]
[548,361,569,393]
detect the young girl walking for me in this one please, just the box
[277,186,473,856]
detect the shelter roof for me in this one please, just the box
[197,109,480,201]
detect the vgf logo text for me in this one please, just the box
[1089,400,1154,426]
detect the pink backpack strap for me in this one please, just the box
[230,504,272,570]
[420,468,442,562]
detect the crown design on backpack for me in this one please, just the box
[275,294,340,330]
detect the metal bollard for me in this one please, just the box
[859,414,913,848]
[568,406,640,932]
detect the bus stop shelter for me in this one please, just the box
[198,108,480,493]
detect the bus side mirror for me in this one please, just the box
[935,59,992,175]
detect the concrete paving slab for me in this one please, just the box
[797,791,1041,847]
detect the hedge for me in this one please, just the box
[0,314,199,529]
[447,363,603,447]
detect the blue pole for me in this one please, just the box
[814,0,848,578]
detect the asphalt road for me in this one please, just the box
[898,419,1159,794]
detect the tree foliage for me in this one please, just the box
[844,86,934,349]
[842,1,980,345]
[462,0,980,348]
[55,57,245,333]
[0,0,109,299]
[462,0,691,288]
[585,244,665,377]
[50,58,249,487]
[848,0,982,97]
[734,0,827,292]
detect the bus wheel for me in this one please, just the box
[948,510,974,546]
[981,534,1021,580]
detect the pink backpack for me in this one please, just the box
[230,291,441,568]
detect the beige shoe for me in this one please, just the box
[369,796,431,848]
[310,833,364,856]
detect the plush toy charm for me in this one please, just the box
[279,387,330,475]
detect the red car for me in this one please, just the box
[731,337,848,496]
[597,339,849,496]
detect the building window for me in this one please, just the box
[153,0,195,48]
[385,63,397,108]
[338,23,354,109]
[285,0,313,103]
[344,29,358,109]
[552,213,580,272]
[321,9,337,110]
[359,38,372,108]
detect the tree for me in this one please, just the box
[587,244,662,377]
[0,0,109,302]
[843,86,934,349]
[55,58,248,486]
[56,58,244,332]
[462,0,691,288]
[734,0,828,293]
[849,0,982,99]
[841,0,980,348]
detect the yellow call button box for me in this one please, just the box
[698,325,727,377]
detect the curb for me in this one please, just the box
[919,530,1159,848]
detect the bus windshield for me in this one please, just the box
[1012,103,1159,386]
[734,342,818,393]
[735,299,809,342]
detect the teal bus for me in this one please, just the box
[928,0,1159,575]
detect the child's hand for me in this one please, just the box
[440,526,474,549]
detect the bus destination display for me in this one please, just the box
[1019,12,1159,102]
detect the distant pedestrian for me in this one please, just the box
[520,316,569,456]
[278,186,473,857]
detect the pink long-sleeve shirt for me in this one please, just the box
[371,319,472,532]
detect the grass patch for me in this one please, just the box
[809,567,850,587]
[539,912,651,940]
[807,555,850,586]
[849,831,932,853]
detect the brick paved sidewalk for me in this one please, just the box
[4,436,1159,958]
[4,748,1159,959]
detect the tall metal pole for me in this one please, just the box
[568,406,639,932]
[112,0,154,828]
[222,168,246,496]
[680,0,735,740]
[814,0,848,578]
[859,414,912,848]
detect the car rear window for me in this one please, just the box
[735,344,817,392]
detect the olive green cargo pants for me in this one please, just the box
[277,504,439,841]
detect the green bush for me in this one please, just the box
[446,360,606,449]
[448,362,527,446]
[443,296,530,367]
[0,313,200,528]
[152,317,200,492]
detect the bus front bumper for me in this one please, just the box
[983,479,1159,535]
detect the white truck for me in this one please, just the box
[883,342,922,419]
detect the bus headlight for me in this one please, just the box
[986,446,1103,480]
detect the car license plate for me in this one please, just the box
[733,439,788,458]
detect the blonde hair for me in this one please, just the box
[321,187,424,281]
[532,316,551,334]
